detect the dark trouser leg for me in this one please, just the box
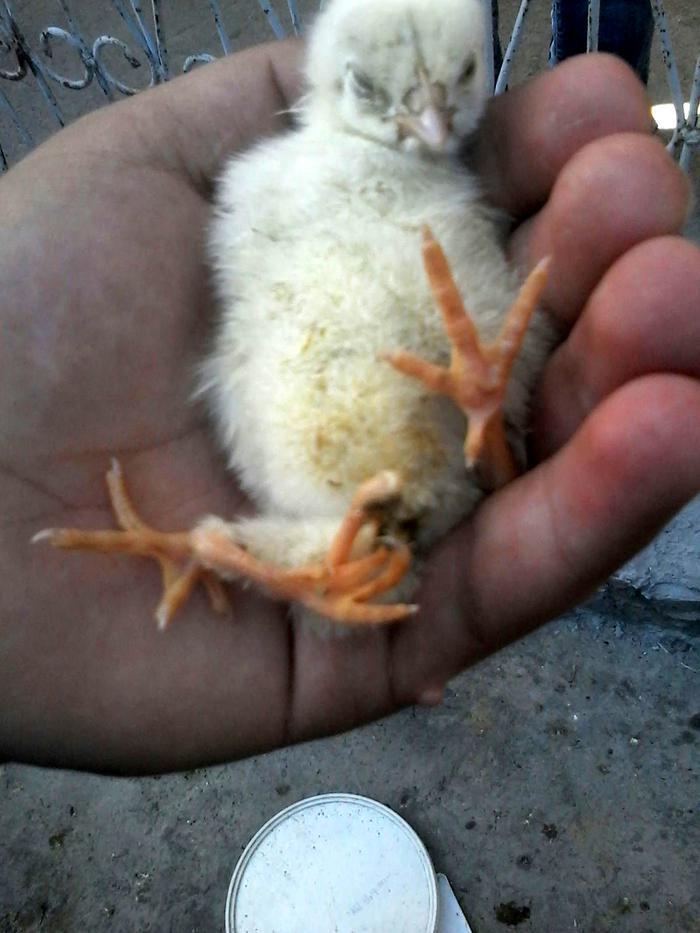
[549,0,653,84]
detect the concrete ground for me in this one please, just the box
[1,2,698,932]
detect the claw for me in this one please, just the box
[384,226,550,490]
[36,463,416,629]
[33,460,228,629]
[326,470,402,569]
[192,475,416,628]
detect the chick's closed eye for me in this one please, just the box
[308,0,489,154]
[348,67,376,99]
[459,54,477,83]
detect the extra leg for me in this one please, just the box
[192,470,417,626]
[35,462,416,629]
[33,459,229,629]
[326,470,402,568]
[383,226,550,490]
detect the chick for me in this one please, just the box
[38,0,553,629]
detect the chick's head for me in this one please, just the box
[305,0,489,155]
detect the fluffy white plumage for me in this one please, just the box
[37,0,557,629]
[199,0,554,610]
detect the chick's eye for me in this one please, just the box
[459,55,476,83]
[349,68,377,100]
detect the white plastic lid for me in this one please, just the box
[225,793,438,933]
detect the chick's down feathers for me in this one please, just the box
[199,0,556,621]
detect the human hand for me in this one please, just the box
[0,43,697,773]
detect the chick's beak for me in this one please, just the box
[397,71,452,150]
[405,104,451,149]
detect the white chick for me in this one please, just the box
[39,0,554,629]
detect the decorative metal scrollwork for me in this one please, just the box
[0,0,698,173]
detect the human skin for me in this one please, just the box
[0,43,698,773]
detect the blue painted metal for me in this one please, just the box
[151,0,169,79]
[51,0,114,97]
[651,0,686,148]
[183,51,217,72]
[286,0,302,36]
[650,0,699,168]
[255,0,285,40]
[91,34,144,95]
[0,0,697,174]
[1,0,66,128]
[495,0,530,95]
[0,83,32,145]
[107,0,155,66]
[207,0,232,55]
[681,56,700,171]
[586,0,600,53]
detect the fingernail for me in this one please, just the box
[417,685,445,707]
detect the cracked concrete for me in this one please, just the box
[607,499,700,627]
[1,2,698,932]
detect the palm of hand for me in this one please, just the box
[1,42,698,773]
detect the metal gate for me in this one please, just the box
[1,0,698,172]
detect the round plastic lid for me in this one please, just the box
[225,793,438,933]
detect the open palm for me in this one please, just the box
[1,42,698,773]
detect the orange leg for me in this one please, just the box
[192,470,416,627]
[383,226,550,490]
[33,459,230,630]
[35,462,416,629]
[326,470,402,568]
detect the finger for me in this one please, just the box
[391,374,700,702]
[534,236,700,457]
[132,39,304,184]
[509,133,691,327]
[475,53,652,217]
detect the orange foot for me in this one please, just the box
[33,459,230,630]
[191,469,417,625]
[383,226,550,491]
[34,462,416,629]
